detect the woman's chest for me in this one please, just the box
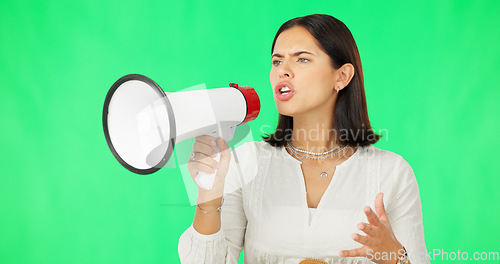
[245,162,374,253]
[301,165,336,209]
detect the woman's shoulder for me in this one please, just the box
[228,140,270,168]
[231,140,276,155]
[229,141,281,170]
[361,145,416,184]
[360,144,409,165]
[225,141,273,189]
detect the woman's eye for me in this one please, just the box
[272,58,308,66]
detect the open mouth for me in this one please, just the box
[275,83,295,101]
[279,86,292,95]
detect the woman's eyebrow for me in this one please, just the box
[272,51,315,58]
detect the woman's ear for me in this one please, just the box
[335,63,355,91]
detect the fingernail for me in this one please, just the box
[358,223,364,230]
[212,153,217,158]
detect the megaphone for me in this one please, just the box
[102,74,260,190]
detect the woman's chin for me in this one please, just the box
[275,100,306,117]
[277,108,301,117]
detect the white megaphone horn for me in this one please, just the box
[102,74,260,190]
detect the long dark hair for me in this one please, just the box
[262,14,381,148]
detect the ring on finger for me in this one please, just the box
[189,153,196,161]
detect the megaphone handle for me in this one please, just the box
[195,138,221,190]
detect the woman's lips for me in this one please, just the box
[275,82,295,101]
[276,89,295,101]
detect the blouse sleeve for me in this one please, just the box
[386,157,430,264]
[178,143,250,264]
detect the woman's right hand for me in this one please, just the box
[187,135,231,205]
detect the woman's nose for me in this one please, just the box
[278,64,293,79]
[279,71,290,78]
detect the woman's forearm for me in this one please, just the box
[192,190,224,235]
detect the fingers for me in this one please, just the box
[352,233,375,248]
[194,136,230,157]
[340,195,398,261]
[193,141,218,158]
[357,222,376,237]
[188,152,218,174]
[192,151,219,168]
[194,136,219,156]
[364,206,381,227]
[339,247,366,258]
[216,137,231,159]
[194,135,218,148]
[188,136,232,177]
[188,136,222,176]
[374,192,388,222]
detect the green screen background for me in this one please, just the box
[1,0,499,263]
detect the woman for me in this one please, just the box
[178,14,429,264]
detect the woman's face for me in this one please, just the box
[270,26,338,117]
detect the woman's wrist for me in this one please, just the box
[197,190,223,209]
[383,244,406,264]
[197,197,224,213]
[394,245,408,264]
[377,243,405,264]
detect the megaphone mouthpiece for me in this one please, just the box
[229,83,260,125]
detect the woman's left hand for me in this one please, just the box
[339,192,405,264]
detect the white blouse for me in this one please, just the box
[178,141,429,264]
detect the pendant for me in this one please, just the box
[320,172,328,178]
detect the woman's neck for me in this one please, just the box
[290,115,340,153]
